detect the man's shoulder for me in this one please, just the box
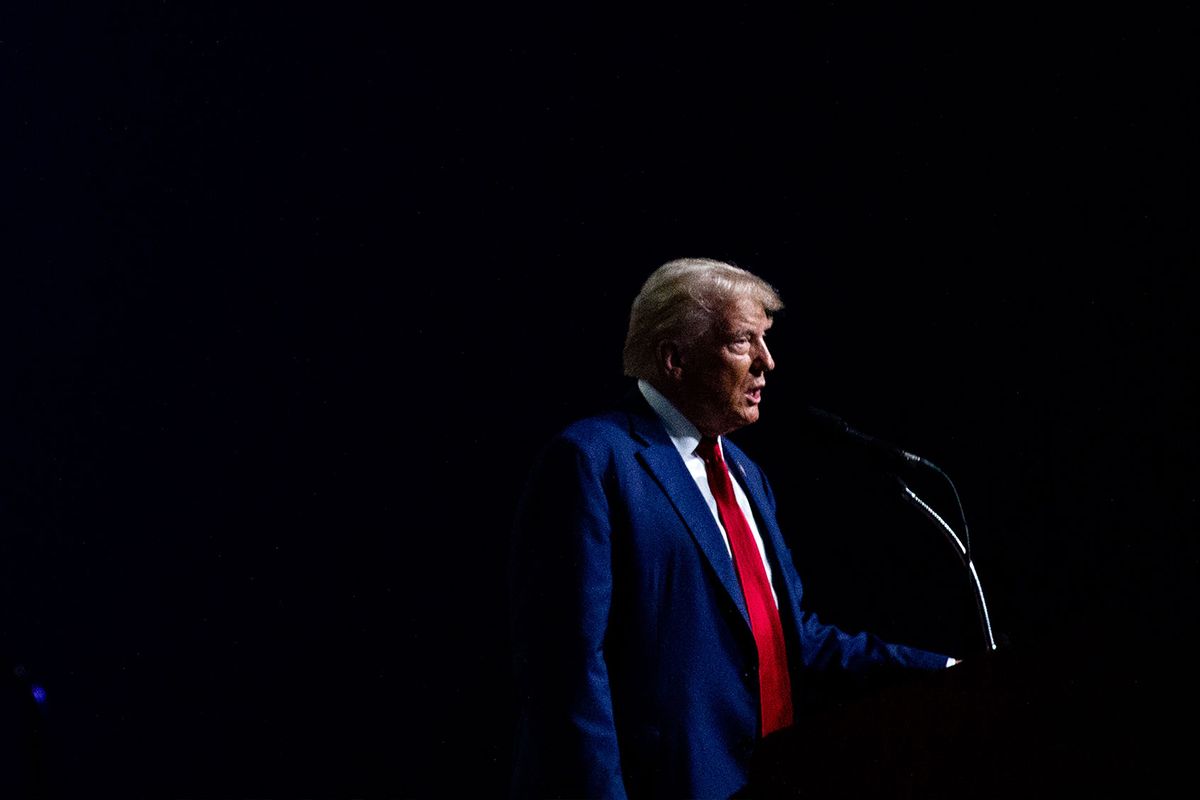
[541,391,660,459]
[519,408,644,484]
[550,390,646,439]
[556,407,639,452]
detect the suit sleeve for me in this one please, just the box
[755,463,951,673]
[510,434,628,799]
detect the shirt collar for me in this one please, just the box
[637,379,721,460]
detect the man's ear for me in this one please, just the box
[658,340,685,382]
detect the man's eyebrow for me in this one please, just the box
[742,322,771,334]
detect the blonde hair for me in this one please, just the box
[622,258,783,380]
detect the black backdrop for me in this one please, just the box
[2,4,1196,797]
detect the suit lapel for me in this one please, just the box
[722,443,799,614]
[625,400,752,630]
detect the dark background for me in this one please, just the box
[2,4,1196,797]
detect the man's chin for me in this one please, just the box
[730,408,760,430]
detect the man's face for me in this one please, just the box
[674,296,776,437]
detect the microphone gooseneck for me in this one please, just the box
[896,477,998,652]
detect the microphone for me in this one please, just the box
[804,405,996,651]
[803,406,933,469]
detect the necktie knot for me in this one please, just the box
[696,435,722,465]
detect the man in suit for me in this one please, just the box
[510,258,953,799]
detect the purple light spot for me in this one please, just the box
[31,685,47,704]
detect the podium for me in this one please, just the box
[739,645,1172,798]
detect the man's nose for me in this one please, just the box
[755,340,775,373]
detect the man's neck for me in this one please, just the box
[638,380,708,445]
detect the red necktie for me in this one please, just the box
[696,436,794,736]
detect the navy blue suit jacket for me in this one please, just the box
[510,392,947,799]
